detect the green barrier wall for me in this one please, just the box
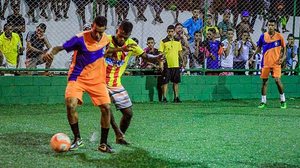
[0,76,299,105]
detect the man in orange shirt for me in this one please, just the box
[250,19,287,109]
[43,16,113,153]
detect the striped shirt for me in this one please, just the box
[105,35,144,87]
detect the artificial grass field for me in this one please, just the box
[0,99,299,168]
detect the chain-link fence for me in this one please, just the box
[0,0,299,76]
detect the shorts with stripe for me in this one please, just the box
[108,86,132,110]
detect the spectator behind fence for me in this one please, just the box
[219,28,238,76]
[25,23,52,75]
[159,25,184,103]
[182,8,203,43]
[0,0,20,20]
[142,37,160,73]
[203,14,219,39]
[24,0,39,23]
[218,9,233,41]
[285,34,298,75]
[205,28,221,76]
[174,23,189,74]
[234,31,256,75]
[0,23,23,69]
[7,3,25,47]
[143,36,163,101]
[189,31,206,72]
[236,10,252,39]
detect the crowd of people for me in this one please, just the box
[0,0,298,77]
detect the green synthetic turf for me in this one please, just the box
[0,99,299,168]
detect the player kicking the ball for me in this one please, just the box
[43,16,113,153]
[105,21,162,145]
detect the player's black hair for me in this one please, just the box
[119,21,133,34]
[93,15,107,27]
[268,19,276,24]
[208,28,216,34]
[38,23,47,31]
[167,25,175,30]
[175,23,183,28]
[147,37,155,41]
[132,37,139,44]
[287,33,294,39]
[3,23,12,31]
[227,28,234,32]
[194,30,202,35]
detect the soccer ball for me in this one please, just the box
[50,133,71,152]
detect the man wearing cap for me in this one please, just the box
[236,10,252,40]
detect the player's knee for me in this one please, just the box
[99,104,111,114]
[274,78,281,83]
[66,102,77,113]
[123,108,133,120]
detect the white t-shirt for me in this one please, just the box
[234,41,253,62]
[220,39,235,68]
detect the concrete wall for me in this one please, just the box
[0,76,299,105]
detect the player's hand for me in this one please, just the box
[210,54,216,60]
[122,44,137,52]
[43,50,54,62]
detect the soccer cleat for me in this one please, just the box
[162,97,168,103]
[69,138,84,151]
[98,143,114,153]
[116,138,130,145]
[258,103,266,109]
[174,97,182,103]
[280,101,287,109]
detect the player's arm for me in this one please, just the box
[106,44,137,54]
[43,46,64,62]
[279,46,287,65]
[26,41,44,53]
[249,46,261,65]
[44,36,52,49]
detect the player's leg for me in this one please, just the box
[65,82,85,150]
[273,67,286,108]
[119,107,132,134]
[110,109,124,142]
[259,68,270,108]
[161,68,170,102]
[108,86,132,145]
[98,103,114,152]
[88,83,113,152]
[171,68,181,102]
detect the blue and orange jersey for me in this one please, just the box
[257,32,285,68]
[63,31,110,84]
[105,35,144,87]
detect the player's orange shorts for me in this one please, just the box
[65,81,110,106]
[260,67,281,79]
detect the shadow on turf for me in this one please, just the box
[60,146,208,167]
[1,132,53,154]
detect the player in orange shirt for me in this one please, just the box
[250,19,287,109]
[105,21,162,145]
[43,16,113,153]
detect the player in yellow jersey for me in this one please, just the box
[105,21,162,144]
[250,19,287,109]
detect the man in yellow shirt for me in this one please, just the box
[0,23,23,68]
[159,25,184,103]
